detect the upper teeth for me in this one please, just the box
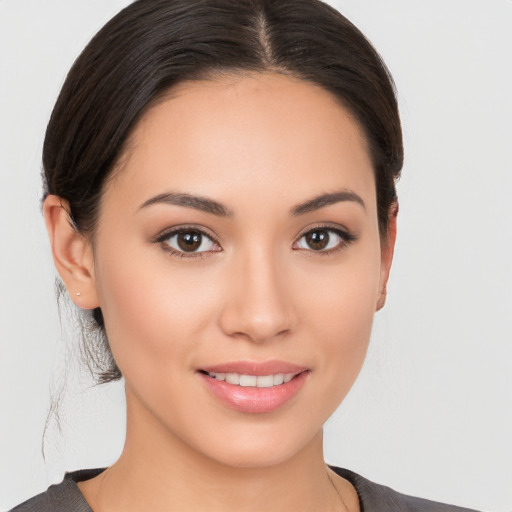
[208,372,296,387]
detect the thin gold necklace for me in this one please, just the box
[327,470,349,512]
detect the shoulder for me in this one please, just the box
[9,469,104,512]
[330,466,481,512]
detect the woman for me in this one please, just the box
[5,0,498,510]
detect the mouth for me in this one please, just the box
[197,361,310,414]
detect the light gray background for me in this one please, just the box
[1,1,511,510]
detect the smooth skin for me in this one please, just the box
[44,72,396,512]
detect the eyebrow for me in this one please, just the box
[139,192,233,217]
[290,190,366,216]
[139,189,365,217]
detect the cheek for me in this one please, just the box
[301,239,381,335]
[299,244,381,400]
[92,241,220,380]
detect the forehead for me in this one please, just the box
[107,72,376,213]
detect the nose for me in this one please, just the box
[218,247,295,343]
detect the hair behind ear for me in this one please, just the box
[376,200,398,311]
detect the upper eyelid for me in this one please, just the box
[296,223,353,239]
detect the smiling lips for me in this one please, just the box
[198,361,309,414]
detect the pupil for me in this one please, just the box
[306,230,329,250]
[177,231,201,251]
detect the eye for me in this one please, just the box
[294,226,356,253]
[157,227,221,257]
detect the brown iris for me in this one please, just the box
[177,231,202,251]
[305,230,330,250]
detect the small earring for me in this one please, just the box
[76,292,81,296]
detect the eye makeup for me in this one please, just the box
[153,224,222,260]
[294,223,358,257]
[152,221,358,261]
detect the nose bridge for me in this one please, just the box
[219,242,293,343]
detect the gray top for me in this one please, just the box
[10,466,480,511]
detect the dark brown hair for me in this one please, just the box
[43,0,403,383]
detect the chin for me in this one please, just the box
[187,422,324,470]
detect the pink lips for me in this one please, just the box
[198,361,310,414]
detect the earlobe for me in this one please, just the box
[43,195,99,309]
[376,202,398,312]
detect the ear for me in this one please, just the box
[376,201,398,311]
[43,195,99,309]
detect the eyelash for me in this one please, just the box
[296,224,358,257]
[154,223,357,260]
[154,225,220,260]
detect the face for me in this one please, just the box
[87,73,392,468]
